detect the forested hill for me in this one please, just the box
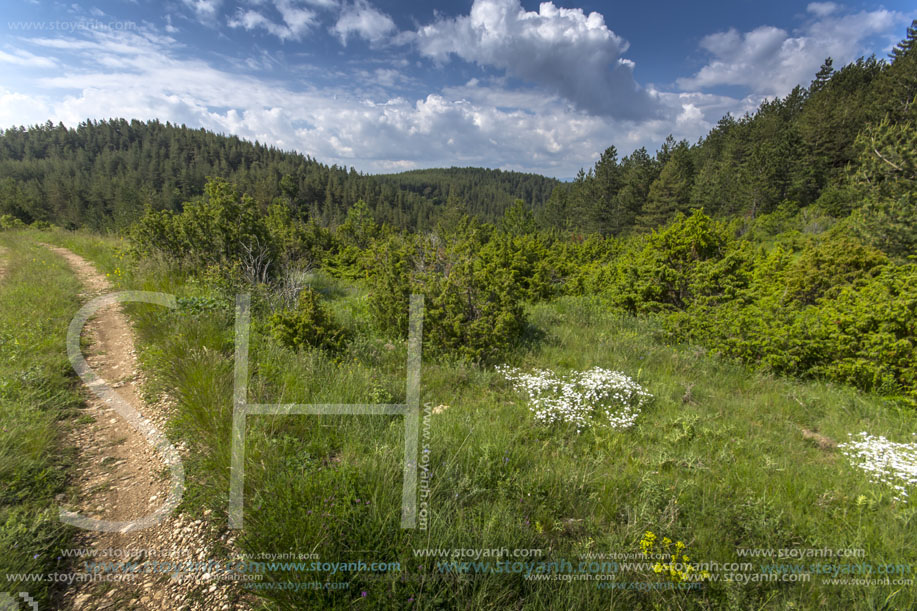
[374,167,558,222]
[0,119,558,231]
[0,20,914,238]
[543,20,916,244]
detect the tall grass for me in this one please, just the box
[44,231,917,610]
[0,230,84,606]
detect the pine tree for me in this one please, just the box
[875,19,917,120]
[811,58,834,94]
[638,140,694,229]
[590,145,624,234]
[500,199,536,235]
[610,147,656,235]
[851,117,917,258]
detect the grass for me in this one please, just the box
[0,230,84,606]
[12,228,917,610]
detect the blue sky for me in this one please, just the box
[0,1,913,178]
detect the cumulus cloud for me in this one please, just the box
[0,26,642,176]
[411,0,659,120]
[677,7,905,96]
[332,1,396,45]
[0,86,52,125]
[228,1,318,40]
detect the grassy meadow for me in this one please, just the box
[13,228,913,610]
[0,231,84,606]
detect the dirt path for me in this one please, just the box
[45,245,238,611]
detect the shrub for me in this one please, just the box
[664,233,917,404]
[324,200,380,279]
[606,209,733,313]
[269,287,349,354]
[424,235,527,362]
[0,214,25,230]
[780,234,887,305]
[264,201,331,270]
[365,226,528,363]
[130,178,276,278]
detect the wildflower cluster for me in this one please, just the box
[640,531,710,583]
[839,432,917,501]
[497,366,651,432]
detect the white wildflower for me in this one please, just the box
[497,365,651,433]
[839,432,917,501]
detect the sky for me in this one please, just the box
[0,1,914,178]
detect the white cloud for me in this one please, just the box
[0,86,52,126]
[275,0,319,35]
[0,27,636,176]
[807,2,838,18]
[302,0,339,8]
[411,0,658,120]
[678,8,905,96]
[182,0,222,20]
[0,48,58,68]
[228,1,317,40]
[332,0,396,44]
[675,103,703,127]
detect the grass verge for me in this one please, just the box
[0,230,84,606]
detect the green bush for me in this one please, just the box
[130,177,330,284]
[130,178,276,278]
[779,234,887,305]
[269,287,349,354]
[0,214,25,230]
[324,200,380,280]
[264,201,332,270]
[365,225,528,363]
[661,230,917,404]
[605,209,734,313]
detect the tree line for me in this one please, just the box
[0,119,558,232]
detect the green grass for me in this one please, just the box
[25,230,917,610]
[0,230,84,606]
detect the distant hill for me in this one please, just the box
[0,119,559,231]
[375,167,558,222]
